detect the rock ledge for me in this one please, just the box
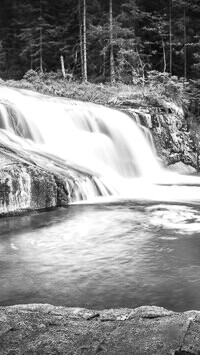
[1,304,200,354]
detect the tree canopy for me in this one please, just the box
[0,0,200,81]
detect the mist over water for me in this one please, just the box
[1,86,200,311]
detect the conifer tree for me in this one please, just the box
[0,0,200,80]
[83,0,88,82]
[109,0,115,84]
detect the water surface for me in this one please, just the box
[1,201,200,312]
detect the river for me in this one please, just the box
[1,200,200,312]
[1,86,200,312]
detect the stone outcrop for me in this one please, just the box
[167,161,197,174]
[0,304,200,354]
[0,130,101,215]
[0,153,57,214]
[122,101,198,173]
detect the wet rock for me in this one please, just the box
[123,102,198,172]
[167,162,197,175]
[174,317,200,355]
[0,163,58,215]
[0,147,60,215]
[0,304,200,355]
[0,130,101,216]
[0,177,10,206]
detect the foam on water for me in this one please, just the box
[0,85,200,202]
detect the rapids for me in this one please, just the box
[0,87,159,180]
[1,86,200,311]
[1,85,200,204]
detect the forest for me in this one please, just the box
[0,0,200,83]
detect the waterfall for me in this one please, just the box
[2,85,199,203]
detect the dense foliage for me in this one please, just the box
[2,0,200,142]
[0,0,200,82]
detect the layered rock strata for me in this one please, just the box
[0,130,100,215]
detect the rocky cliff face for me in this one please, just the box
[121,100,197,174]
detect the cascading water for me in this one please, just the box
[1,85,200,203]
[3,86,200,312]
[0,87,161,195]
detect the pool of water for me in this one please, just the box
[1,201,200,312]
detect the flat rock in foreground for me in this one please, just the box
[0,304,200,354]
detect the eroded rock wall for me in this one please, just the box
[0,161,58,215]
[123,101,197,173]
[0,131,102,216]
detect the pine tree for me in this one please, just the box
[83,0,88,82]
[109,0,115,84]
[0,0,200,81]
[169,0,172,74]
[172,0,199,78]
[17,0,69,74]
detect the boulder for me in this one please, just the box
[0,130,101,216]
[0,151,58,214]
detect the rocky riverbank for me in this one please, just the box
[120,100,198,172]
[0,304,200,354]
[0,130,105,216]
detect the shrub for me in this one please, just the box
[23,69,40,82]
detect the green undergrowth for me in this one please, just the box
[0,69,190,110]
[0,69,199,170]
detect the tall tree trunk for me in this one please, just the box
[40,0,43,74]
[83,0,87,82]
[109,0,115,84]
[103,50,106,78]
[30,42,33,69]
[60,55,66,78]
[79,0,84,79]
[13,0,17,57]
[40,28,43,73]
[169,0,172,74]
[161,35,166,73]
[183,1,187,79]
